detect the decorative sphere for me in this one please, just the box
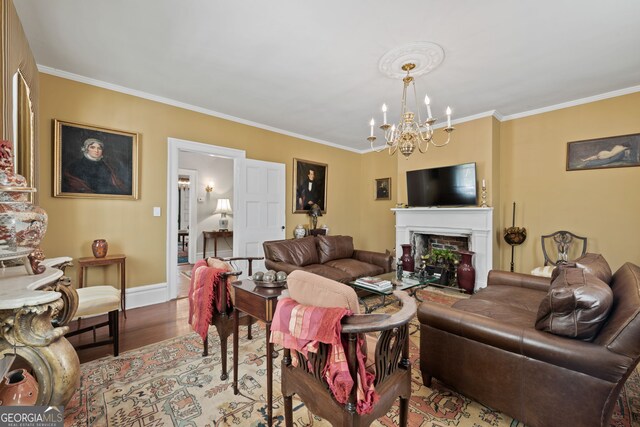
[276,271,287,282]
[263,271,276,283]
[253,271,264,281]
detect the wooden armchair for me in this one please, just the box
[279,271,416,426]
[200,256,263,380]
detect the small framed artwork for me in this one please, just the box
[293,158,327,213]
[567,133,640,171]
[375,177,391,200]
[53,120,139,199]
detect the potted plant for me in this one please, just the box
[421,248,460,286]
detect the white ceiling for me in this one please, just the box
[14,0,640,153]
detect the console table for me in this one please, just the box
[0,265,80,406]
[202,230,233,258]
[77,254,127,317]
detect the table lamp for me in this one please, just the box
[214,198,232,231]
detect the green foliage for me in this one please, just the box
[421,248,459,267]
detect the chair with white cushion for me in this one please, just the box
[65,286,121,356]
[531,230,587,277]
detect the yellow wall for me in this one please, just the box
[357,151,397,253]
[37,72,640,288]
[38,73,365,287]
[499,92,640,273]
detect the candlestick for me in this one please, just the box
[481,181,487,208]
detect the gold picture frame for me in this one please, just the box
[375,177,391,200]
[53,119,139,199]
[293,158,327,213]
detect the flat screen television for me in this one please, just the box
[406,162,477,207]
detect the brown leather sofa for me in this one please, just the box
[418,254,640,427]
[263,235,392,283]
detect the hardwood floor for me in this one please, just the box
[66,298,192,364]
[67,264,195,364]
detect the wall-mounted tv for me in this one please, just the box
[406,162,477,207]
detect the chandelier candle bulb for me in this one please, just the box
[424,94,432,118]
[369,119,375,137]
[446,107,452,128]
[382,103,388,124]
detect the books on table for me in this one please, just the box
[355,276,392,291]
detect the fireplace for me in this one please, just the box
[394,207,493,291]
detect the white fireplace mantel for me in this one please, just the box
[393,207,493,291]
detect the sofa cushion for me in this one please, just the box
[317,235,354,264]
[286,270,360,314]
[264,237,319,267]
[451,298,537,329]
[301,264,352,283]
[471,285,546,313]
[550,253,612,285]
[536,268,613,341]
[325,259,384,281]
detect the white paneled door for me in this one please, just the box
[234,159,286,275]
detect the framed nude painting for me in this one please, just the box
[375,177,391,200]
[54,120,139,199]
[567,133,640,171]
[293,158,327,213]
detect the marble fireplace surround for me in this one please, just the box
[393,207,493,291]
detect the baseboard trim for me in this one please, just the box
[126,282,168,309]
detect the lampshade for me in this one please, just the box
[214,198,232,231]
[214,199,232,215]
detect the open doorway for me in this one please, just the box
[167,139,246,301]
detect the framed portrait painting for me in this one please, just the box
[293,158,327,213]
[567,133,640,171]
[375,177,391,200]
[53,120,139,199]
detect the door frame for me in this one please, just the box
[166,138,246,300]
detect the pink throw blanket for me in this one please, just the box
[270,297,378,414]
[188,259,232,341]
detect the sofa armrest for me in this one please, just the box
[487,270,551,292]
[352,250,393,273]
[264,260,302,275]
[418,302,631,382]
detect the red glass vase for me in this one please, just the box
[400,244,414,272]
[456,250,476,294]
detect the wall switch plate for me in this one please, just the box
[153,207,161,217]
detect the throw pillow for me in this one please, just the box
[536,268,613,341]
[317,235,354,264]
[575,253,613,284]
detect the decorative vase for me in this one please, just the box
[0,369,38,406]
[294,225,306,239]
[400,244,414,272]
[456,250,476,294]
[0,140,47,257]
[92,239,108,258]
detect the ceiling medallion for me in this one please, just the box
[368,42,454,159]
[378,41,445,79]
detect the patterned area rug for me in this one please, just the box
[64,288,640,426]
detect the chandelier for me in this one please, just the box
[367,62,454,158]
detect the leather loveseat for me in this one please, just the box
[418,253,640,427]
[263,235,392,283]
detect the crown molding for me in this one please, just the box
[501,85,640,121]
[37,65,362,154]
[39,65,639,155]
